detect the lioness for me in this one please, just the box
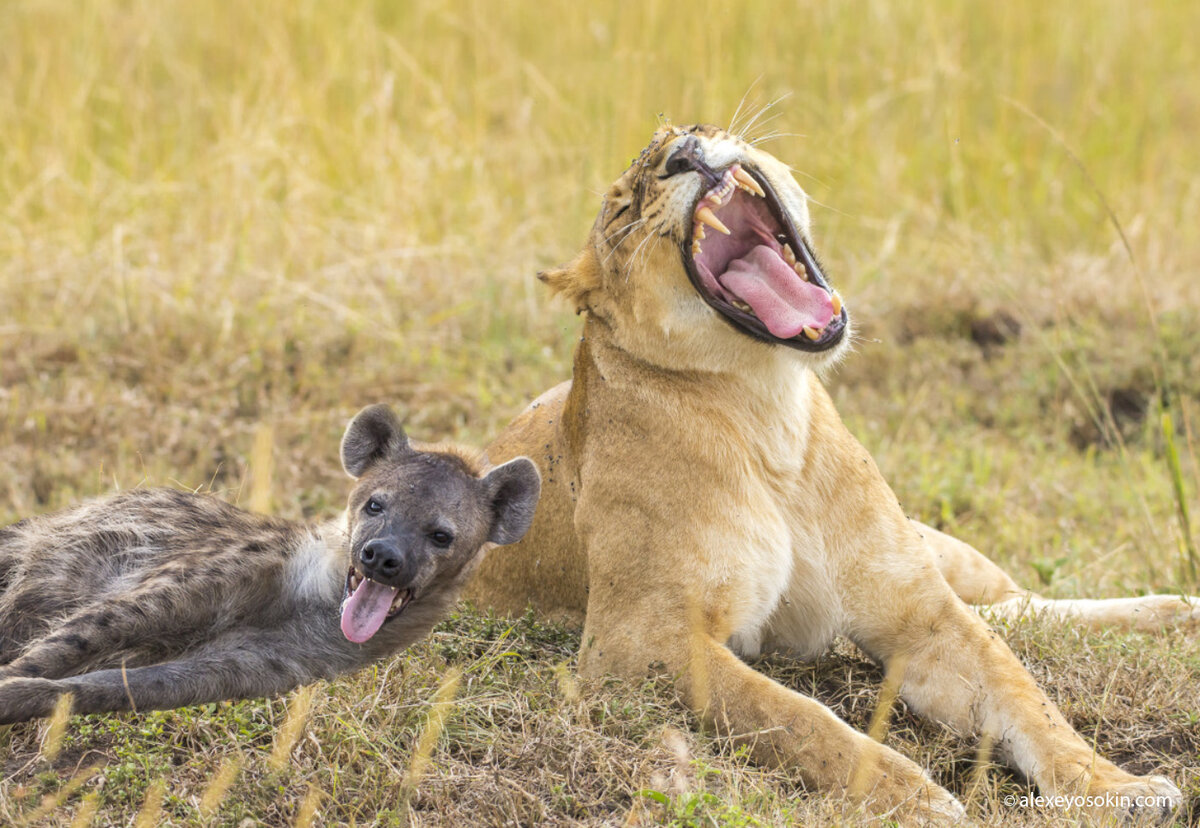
[466,125,1197,821]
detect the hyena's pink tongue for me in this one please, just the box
[340,578,399,643]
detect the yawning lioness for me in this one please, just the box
[466,124,1195,822]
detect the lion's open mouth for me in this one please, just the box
[340,566,414,644]
[685,164,847,351]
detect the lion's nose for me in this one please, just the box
[663,136,720,184]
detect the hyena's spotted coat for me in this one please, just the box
[0,404,540,723]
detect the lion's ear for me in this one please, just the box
[538,245,602,314]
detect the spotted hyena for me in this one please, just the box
[0,404,540,723]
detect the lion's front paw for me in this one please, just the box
[912,787,967,825]
[1086,773,1182,824]
[852,746,965,825]
[865,782,965,826]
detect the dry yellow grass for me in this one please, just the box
[1,0,1198,824]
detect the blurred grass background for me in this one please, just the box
[1,0,1198,824]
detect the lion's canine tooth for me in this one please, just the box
[782,244,796,265]
[795,262,808,281]
[831,291,843,316]
[695,206,731,235]
[732,167,765,197]
[803,326,821,341]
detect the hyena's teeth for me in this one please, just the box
[782,243,796,265]
[795,262,809,281]
[733,300,753,313]
[388,588,411,614]
[695,206,730,236]
[803,325,821,341]
[732,166,765,197]
[831,291,843,316]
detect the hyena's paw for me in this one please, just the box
[0,677,69,725]
[1086,772,1182,824]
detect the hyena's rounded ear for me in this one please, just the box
[341,404,410,478]
[537,245,602,315]
[480,457,542,546]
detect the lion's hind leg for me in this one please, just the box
[913,520,1024,604]
[978,593,1199,633]
[915,520,1200,633]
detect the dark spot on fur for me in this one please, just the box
[63,634,89,652]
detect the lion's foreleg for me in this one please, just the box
[578,589,964,821]
[851,576,1182,820]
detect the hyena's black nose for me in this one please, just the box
[360,539,405,582]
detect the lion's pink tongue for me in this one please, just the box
[340,579,398,643]
[718,245,834,339]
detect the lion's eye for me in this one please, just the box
[364,499,384,516]
[429,531,453,548]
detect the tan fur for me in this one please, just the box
[466,125,1192,822]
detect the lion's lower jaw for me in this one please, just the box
[607,312,852,379]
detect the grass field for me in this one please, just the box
[1,0,1199,824]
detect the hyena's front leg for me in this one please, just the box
[0,587,217,681]
[848,549,1183,823]
[0,630,326,724]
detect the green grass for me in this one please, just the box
[1,0,1199,824]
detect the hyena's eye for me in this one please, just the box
[428,530,453,548]
[364,498,384,516]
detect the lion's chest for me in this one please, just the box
[718,438,842,661]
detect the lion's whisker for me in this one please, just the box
[728,78,765,138]
[622,231,662,280]
[748,130,802,147]
[601,218,645,250]
[738,93,791,143]
[601,219,647,266]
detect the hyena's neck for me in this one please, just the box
[282,513,350,607]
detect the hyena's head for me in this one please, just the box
[336,404,541,644]
[542,123,850,372]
